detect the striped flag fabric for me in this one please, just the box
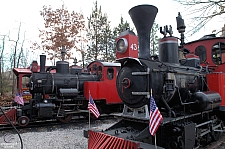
[14,92,24,106]
[149,96,163,136]
[88,94,100,118]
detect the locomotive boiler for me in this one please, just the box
[86,5,224,149]
[29,55,99,97]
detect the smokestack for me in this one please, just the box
[40,55,46,73]
[129,5,158,60]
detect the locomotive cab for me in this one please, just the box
[13,68,32,103]
[184,35,225,110]
[84,61,122,113]
[184,35,225,72]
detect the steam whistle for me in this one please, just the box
[73,57,77,65]
[160,26,167,37]
[176,12,186,49]
[61,45,66,61]
[176,12,186,33]
[160,25,173,37]
[166,25,173,36]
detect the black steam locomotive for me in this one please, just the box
[86,5,224,149]
[23,55,98,124]
[13,50,122,126]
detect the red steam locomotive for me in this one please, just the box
[85,4,225,149]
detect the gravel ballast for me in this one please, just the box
[0,119,117,149]
[2,118,225,149]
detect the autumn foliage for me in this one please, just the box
[31,5,87,62]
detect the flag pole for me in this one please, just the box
[89,110,90,129]
[150,88,152,114]
[150,88,152,117]
[155,134,157,149]
[151,89,157,149]
[88,90,90,129]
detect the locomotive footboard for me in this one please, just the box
[86,129,165,149]
[85,109,224,149]
[84,118,166,149]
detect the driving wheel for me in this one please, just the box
[57,107,73,123]
[57,114,73,123]
[210,119,223,141]
[211,125,223,141]
[18,116,29,127]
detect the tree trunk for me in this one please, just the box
[12,22,21,94]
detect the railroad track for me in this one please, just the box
[200,134,225,149]
[0,114,117,132]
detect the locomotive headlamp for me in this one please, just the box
[116,38,128,53]
[37,79,42,84]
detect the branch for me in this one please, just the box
[175,0,225,35]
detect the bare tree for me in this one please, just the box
[175,0,225,35]
[9,22,21,94]
[0,35,7,95]
[17,32,26,68]
[0,32,20,95]
[6,22,27,94]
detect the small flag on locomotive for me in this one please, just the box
[149,96,163,136]
[14,93,24,106]
[88,93,100,119]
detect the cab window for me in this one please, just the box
[91,64,97,74]
[212,42,225,65]
[22,75,30,89]
[97,66,102,79]
[107,67,114,80]
[195,45,206,63]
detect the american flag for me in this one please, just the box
[14,93,24,106]
[88,94,100,118]
[149,96,163,136]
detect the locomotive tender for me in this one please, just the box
[86,5,225,149]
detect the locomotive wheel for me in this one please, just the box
[57,107,73,123]
[168,137,184,149]
[57,114,73,123]
[18,116,29,127]
[210,119,223,141]
[178,139,184,149]
[211,126,223,141]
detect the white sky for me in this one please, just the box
[0,0,224,65]
[0,0,183,40]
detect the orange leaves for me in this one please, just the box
[31,4,87,61]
